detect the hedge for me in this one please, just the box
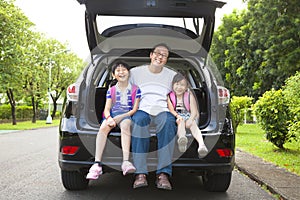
[0,104,38,120]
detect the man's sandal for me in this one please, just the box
[155,173,172,190]
[133,174,148,189]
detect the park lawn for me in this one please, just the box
[0,119,60,130]
[237,124,300,176]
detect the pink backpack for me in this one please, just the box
[110,84,138,105]
[169,91,190,112]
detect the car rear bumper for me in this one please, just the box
[59,134,234,175]
[59,157,234,174]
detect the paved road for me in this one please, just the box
[0,127,275,200]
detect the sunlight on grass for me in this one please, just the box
[0,119,60,130]
[237,124,300,176]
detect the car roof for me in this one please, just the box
[77,0,225,56]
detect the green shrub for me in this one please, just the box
[253,89,295,149]
[16,105,32,119]
[0,104,11,119]
[283,71,300,141]
[0,104,57,121]
[0,104,32,120]
[230,96,253,133]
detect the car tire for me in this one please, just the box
[202,172,232,192]
[61,170,89,190]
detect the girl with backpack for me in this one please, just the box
[167,73,208,157]
[86,61,141,180]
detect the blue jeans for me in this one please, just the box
[131,110,176,176]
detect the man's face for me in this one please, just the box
[150,46,169,68]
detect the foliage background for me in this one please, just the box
[211,0,300,99]
[0,0,84,124]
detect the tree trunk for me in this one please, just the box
[52,99,57,119]
[6,89,17,125]
[31,96,36,123]
[51,92,62,119]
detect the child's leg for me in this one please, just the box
[119,118,136,175]
[119,119,132,161]
[87,121,111,180]
[177,119,186,139]
[177,119,188,152]
[189,121,208,157]
[95,121,112,162]
[189,121,205,145]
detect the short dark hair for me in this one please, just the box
[151,43,171,53]
[111,60,130,74]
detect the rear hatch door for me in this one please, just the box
[77,0,225,55]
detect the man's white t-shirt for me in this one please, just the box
[130,65,176,116]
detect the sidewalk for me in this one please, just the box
[235,148,300,200]
[0,130,19,134]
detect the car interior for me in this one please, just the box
[92,55,210,131]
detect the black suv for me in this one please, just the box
[59,0,234,192]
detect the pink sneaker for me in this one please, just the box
[86,163,103,180]
[121,161,136,176]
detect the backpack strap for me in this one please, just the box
[183,91,190,112]
[101,86,116,121]
[110,85,116,104]
[131,84,137,106]
[169,91,177,109]
[111,84,137,106]
[169,91,190,112]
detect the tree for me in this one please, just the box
[21,36,84,122]
[0,0,34,124]
[211,0,300,99]
[21,32,51,123]
[247,0,300,95]
[1,0,84,123]
[47,44,84,119]
[211,10,255,97]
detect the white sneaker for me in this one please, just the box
[177,136,188,152]
[121,161,136,176]
[198,145,208,158]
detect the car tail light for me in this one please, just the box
[61,146,79,155]
[218,86,230,105]
[67,83,79,101]
[216,148,233,158]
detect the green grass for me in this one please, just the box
[237,124,300,176]
[0,119,60,130]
